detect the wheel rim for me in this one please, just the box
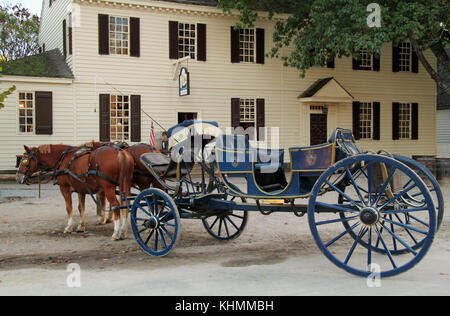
[339,154,444,255]
[308,154,436,278]
[130,189,180,257]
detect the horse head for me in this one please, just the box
[16,146,45,185]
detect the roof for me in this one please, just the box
[299,78,335,98]
[155,0,218,7]
[0,49,74,79]
[437,47,450,110]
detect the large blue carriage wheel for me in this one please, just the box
[338,154,445,256]
[392,155,444,231]
[308,154,436,278]
[130,188,181,257]
[202,182,248,241]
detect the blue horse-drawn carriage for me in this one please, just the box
[124,121,444,278]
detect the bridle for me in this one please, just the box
[17,150,54,185]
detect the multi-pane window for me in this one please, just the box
[110,95,130,141]
[359,48,372,69]
[240,99,256,124]
[239,98,256,140]
[398,42,411,72]
[109,16,129,55]
[359,102,372,139]
[178,23,196,59]
[399,103,411,139]
[18,92,34,133]
[239,29,255,63]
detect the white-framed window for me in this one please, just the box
[359,48,372,69]
[110,95,130,141]
[178,23,196,59]
[399,103,411,139]
[359,102,373,139]
[239,29,256,63]
[240,98,256,124]
[398,42,411,72]
[18,92,34,134]
[109,16,129,55]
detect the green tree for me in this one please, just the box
[0,67,16,110]
[0,3,40,62]
[218,0,449,93]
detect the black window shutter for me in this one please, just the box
[131,95,141,142]
[130,17,140,57]
[412,51,419,73]
[231,98,241,128]
[392,44,400,72]
[256,28,265,64]
[373,54,380,71]
[411,103,419,140]
[98,14,109,55]
[392,102,400,140]
[352,101,361,140]
[197,23,207,61]
[68,25,73,55]
[373,102,381,140]
[327,56,335,68]
[99,94,110,142]
[169,21,179,59]
[230,27,240,63]
[62,19,67,58]
[352,57,360,70]
[35,92,53,135]
[256,99,266,141]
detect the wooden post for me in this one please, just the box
[38,172,41,199]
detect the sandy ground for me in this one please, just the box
[0,179,449,296]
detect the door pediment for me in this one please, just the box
[298,77,354,103]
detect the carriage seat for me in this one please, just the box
[140,153,171,175]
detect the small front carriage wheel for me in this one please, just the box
[203,182,248,241]
[130,189,181,257]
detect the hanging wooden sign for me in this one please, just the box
[179,67,190,97]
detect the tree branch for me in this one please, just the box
[408,31,450,95]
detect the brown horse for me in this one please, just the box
[126,143,166,191]
[16,144,134,241]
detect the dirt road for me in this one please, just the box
[0,181,449,296]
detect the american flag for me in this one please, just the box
[150,121,155,147]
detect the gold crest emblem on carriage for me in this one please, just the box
[305,152,317,166]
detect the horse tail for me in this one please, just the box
[117,150,134,204]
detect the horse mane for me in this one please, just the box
[38,144,52,154]
[81,140,98,148]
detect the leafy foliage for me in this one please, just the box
[0,3,40,62]
[218,0,449,93]
[0,63,16,110]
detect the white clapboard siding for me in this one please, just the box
[0,80,75,170]
[39,0,73,68]
[70,2,436,159]
[437,109,450,157]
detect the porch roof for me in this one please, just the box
[298,77,354,103]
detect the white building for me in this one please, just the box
[0,0,438,172]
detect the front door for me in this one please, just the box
[310,114,328,146]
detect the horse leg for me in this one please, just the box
[104,188,122,241]
[96,192,111,226]
[60,187,75,234]
[119,192,129,240]
[77,193,87,233]
[96,192,104,224]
